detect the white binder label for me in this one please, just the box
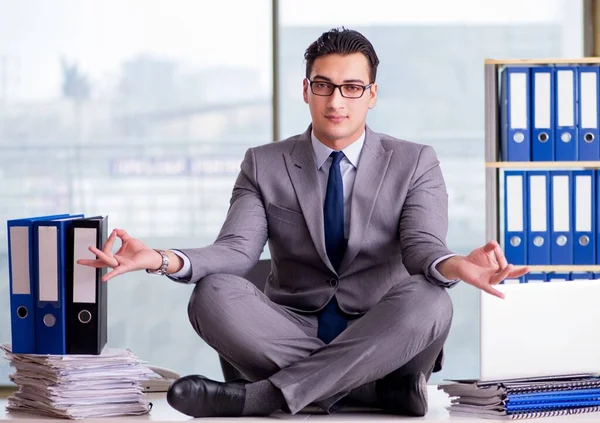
[38,226,59,302]
[510,73,527,129]
[10,227,30,295]
[575,175,592,232]
[580,72,598,129]
[557,70,575,127]
[506,175,523,232]
[534,73,551,129]
[529,175,547,232]
[73,228,97,304]
[552,175,570,232]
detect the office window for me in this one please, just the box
[277,0,583,382]
[0,0,272,384]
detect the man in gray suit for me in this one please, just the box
[80,28,528,417]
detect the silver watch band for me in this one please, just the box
[146,249,169,275]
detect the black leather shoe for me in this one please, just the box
[166,375,246,417]
[376,371,428,416]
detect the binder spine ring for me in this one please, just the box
[538,132,549,143]
[78,310,92,324]
[579,235,590,246]
[584,132,595,143]
[556,235,567,246]
[43,313,56,328]
[560,132,572,143]
[513,133,525,143]
[510,236,522,247]
[16,306,28,319]
[533,236,544,247]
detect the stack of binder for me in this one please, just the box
[1,344,153,419]
[7,214,108,355]
[502,169,600,267]
[439,374,600,420]
[500,64,599,162]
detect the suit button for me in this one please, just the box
[328,278,338,287]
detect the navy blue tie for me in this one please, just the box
[317,151,348,344]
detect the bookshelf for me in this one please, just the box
[481,58,600,380]
[484,57,600,273]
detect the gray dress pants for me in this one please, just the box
[187,272,453,414]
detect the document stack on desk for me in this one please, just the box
[439,374,600,420]
[1,344,154,419]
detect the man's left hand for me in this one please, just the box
[436,241,529,299]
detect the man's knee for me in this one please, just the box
[387,274,454,334]
[186,274,286,379]
[187,273,254,337]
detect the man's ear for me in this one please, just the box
[303,78,309,104]
[368,82,378,109]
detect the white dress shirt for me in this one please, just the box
[169,130,457,283]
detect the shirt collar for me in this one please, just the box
[311,130,365,170]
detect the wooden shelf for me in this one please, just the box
[485,161,600,169]
[526,265,600,272]
[485,58,600,65]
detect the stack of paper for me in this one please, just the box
[1,343,154,419]
[439,374,600,420]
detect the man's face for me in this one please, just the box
[303,52,378,148]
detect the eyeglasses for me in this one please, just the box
[306,78,373,99]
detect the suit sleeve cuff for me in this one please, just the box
[167,249,192,281]
[429,253,460,285]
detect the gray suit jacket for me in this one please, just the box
[176,124,457,315]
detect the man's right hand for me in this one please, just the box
[77,228,162,282]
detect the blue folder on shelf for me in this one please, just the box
[531,66,555,161]
[596,170,600,265]
[572,170,595,264]
[546,272,571,281]
[525,273,547,283]
[527,171,550,264]
[504,171,528,265]
[500,67,531,161]
[577,65,599,161]
[570,271,594,281]
[501,276,525,284]
[550,171,573,264]
[554,66,578,161]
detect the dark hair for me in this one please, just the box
[304,27,379,83]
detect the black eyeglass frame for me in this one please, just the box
[306,78,374,98]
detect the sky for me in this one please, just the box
[0,0,582,103]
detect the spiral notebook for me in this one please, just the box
[440,374,600,419]
[449,405,600,420]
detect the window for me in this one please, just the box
[0,0,272,384]
[277,0,583,381]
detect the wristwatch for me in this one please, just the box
[146,249,169,275]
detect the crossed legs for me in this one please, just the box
[187,273,453,414]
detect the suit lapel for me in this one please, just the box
[284,126,336,274]
[339,127,392,274]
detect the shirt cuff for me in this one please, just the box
[429,253,460,283]
[168,249,192,279]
